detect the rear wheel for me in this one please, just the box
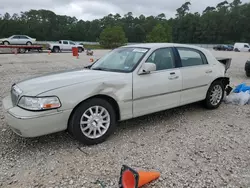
[26,41,32,45]
[204,80,225,109]
[246,71,250,77]
[53,46,60,53]
[3,41,9,45]
[19,48,26,53]
[68,98,117,145]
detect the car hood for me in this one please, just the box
[15,68,120,96]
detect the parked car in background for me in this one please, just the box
[233,42,250,52]
[226,45,234,51]
[3,43,231,145]
[213,45,226,51]
[0,35,36,45]
[47,40,84,53]
[213,44,233,51]
[245,60,250,77]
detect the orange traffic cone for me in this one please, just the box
[119,165,160,188]
[90,58,94,63]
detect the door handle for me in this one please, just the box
[205,70,212,73]
[168,73,179,80]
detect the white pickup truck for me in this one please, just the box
[47,40,84,53]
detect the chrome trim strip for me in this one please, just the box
[133,90,181,101]
[182,84,208,91]
[132,84,208,101]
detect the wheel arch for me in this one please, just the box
[2,40,9,44]
[52,46,60,52]
[67,94,121,128]
[210,77,230,89]
[53,46,60,49]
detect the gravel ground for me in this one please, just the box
[0,50,250,188]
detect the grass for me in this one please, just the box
[83,44,104,49]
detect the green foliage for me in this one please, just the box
[84,44,103,49]
[0,0,249,44]
[146,24,171,42]
[99,26,127,48]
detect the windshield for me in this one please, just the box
[91,47,149,72]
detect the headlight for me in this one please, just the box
[18,96,61,111]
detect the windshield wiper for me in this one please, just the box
[91,67,108,71]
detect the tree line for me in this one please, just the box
[0,0,249,46]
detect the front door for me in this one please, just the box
[175,47,215,105]
[242,44,250,52]
[133,47,182,117]
[10,35,20,45]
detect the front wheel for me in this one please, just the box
[68,98,117,145]
[204,80,225,109]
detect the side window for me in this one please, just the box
[244,45,249,48]
[20,36,28,39]
[177,48,208,67]
[12,36,20,39]
[146,48,175,71]
[70,41,75,45]
[63,41,68,44]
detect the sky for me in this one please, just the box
[0,0,249,21]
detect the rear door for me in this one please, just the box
[19,35,29,45]
[175,47,215,105]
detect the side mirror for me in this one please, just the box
[138,62,156,75]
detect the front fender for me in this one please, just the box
[37,75,133,120]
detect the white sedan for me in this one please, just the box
[2,43,231,145]
[0,35,36,45]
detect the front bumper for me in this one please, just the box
[2,95,72,138]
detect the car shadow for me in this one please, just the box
[0,101,206,155]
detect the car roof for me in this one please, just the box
[121,43,205,51]
[11,35,29,37]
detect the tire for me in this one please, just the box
[19,48,26,53]
[53,46,60,53]
[204,80,225,109]
[3,41,9,45]
[246,71,250,77]
[78,47,83,53]
[68,98,117,145]
[26,41,32,45]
